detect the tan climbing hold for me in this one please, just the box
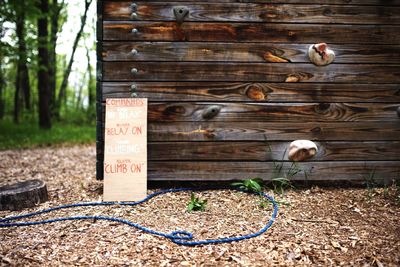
[288,140,318,162]
[308,43,335,66]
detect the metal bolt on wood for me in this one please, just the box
[131,68,138,74]
[131,49,138,55]
[131,84,137,90]
[131,12,138,19]
[130,3,137,10]
[131,28,139,34]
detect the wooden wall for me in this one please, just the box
[97,0,400,181]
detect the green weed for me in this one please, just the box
[258,197,289,209]
[187,193,207,212]
[364,169,380,201]
[231,178,263,193]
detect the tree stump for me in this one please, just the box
[0,179,49,211]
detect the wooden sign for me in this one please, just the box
[103,98,147,201]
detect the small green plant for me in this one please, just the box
[271,177,295,195]
[364,169,379,201]
[187,193,207,212]
[231,178,263,193]
[258,197,290,208]
[268,161,299,195]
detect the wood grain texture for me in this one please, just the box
[97,0,400,182]
[104,2,400,24]
[103,22,400,44]
[145,141,400,161]
[96,121,400,141]
[118,0,400,5]
[145,102,399,122]
[101,82,400,102]
[99,102,400,122]
[98,141,399,161]
[147,161,400,181]
[102,62,400,83]
[102,42,400,63]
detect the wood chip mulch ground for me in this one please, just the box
[0,145,399,266]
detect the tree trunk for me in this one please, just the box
[0,62,4,119]
[49,0,64,118]
[37,0,51,129]
[76,82,84,109]
[0,21,5,119]
[15,6,31,112]
[13,63,20,123]
[86,46,94,108]
[56,0,92,117]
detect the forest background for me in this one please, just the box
[0,0,96,149]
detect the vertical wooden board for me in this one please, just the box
[103,98,148,201]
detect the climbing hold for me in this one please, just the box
[308,43,335,66]
[202,105,221,120]
[130,3,137,11]
[288,140,318,161]
[173,6,189,24]
[246,85,267,100]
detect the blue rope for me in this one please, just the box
[0,187,278,246]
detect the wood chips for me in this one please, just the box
[0,145,399,266]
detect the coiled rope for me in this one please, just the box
[0,187,278,246]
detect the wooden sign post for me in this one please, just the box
[103,98,147,201]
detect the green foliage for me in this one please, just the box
[270,177,294,195]
[187,193,207,212]
[59,106,96,126]
[267,161,301,195]
[364,169,381,201]
[0,118,95,150]
[0,0,95,128]
[258,197,289,209]
[231,178,263,193]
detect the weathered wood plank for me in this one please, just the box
[145,141,400,161]
[104,2,400,24]
[100,102,399,122]
[97,121,400,141]
[103,22,400,44]
[147,122,400,141]
[102,42,400,64]
[147,102,399,122]
[125,0,400,5]
[102,62,400,83]
[147,161,400,181]
[101,82,400,102]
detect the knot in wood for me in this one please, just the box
[164,105,186,115]
[316,103,331,113]
[323,8,332,16]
